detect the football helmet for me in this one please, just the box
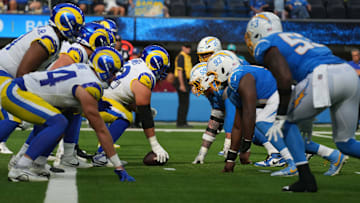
[77,22,116,51]
[245,12,282,56]
[205,50,240,91]
[49,3,85,42]
[189,62,208,96]
[89,47,124,86]
[141,45,170,80]
[197,36,222,62]
[99,19,118,34]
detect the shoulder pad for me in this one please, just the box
[137,72,155,90]
[254,38,272,64]
[35,35,59,56]
[81,82,104,101]
[64,46,85,63]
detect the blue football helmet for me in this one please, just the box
[89,47,124,86]
[141,45,170,80]
[99,19,118,34]
[49,3,85,42]
[77,22,116,51]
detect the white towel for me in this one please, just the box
[312,65,331,108]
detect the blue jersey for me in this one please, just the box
[227,65,277,108]
[254,32,345,82]
[207,89,225,110]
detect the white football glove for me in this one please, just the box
[266,115,287,142]
[192,146,208,164]
[148,136,169,163]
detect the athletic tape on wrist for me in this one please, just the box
[109,154,122,167]
[225,149,237,162]
[148,136,160,148]
[202,133,215,142]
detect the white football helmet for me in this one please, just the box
[245,12,282,56]
[205,50,240,91]
[197,36,222,62]
[189,62,208,96]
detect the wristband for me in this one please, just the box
[148,136,160,148]
[202,133,216,142]
[225,149,237,162]
[109,154,122,168]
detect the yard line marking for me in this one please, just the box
[44,167,77,203]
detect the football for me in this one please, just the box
[143,151,168,166]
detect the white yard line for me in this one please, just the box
[44,167,78,203]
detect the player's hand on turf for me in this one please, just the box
[152,144,169,163]
[192,153,205,164]
[222,161,235,173]
[266,115,286,142]
[114,169,135,182]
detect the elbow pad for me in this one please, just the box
[137,105,154,129]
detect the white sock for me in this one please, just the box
[317,144,334,158]
[63,142,76,157]
[223,138,231,150]
[17,156,33,168]
[16,143,29,158]
[280,148,294,161]
[34,156,48,166]
[263,142,278,155]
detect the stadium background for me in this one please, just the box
[0,0,359,123]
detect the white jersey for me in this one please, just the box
[104,58,156,106]
[0,25,61,77]
[19,63,104,110]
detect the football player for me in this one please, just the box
[91,45,170,166]
[245,11,360,191]
[8,22,115,170]
[3,47,134,182]
[0,3,85,154]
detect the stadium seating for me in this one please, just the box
[225,0,249,18]
[170,0,187,16]
[186,0,208,17]
[346,0,360,19]
[308,0,327,18]
[325,0,346,19]
[205,0,227,17]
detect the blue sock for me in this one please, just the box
[63,114,82,144]
[26,114,68,160]
[252,126,268,146]
[304,139,320,154]
[256,121,288,152]
[97,119,129,153]
[336,138,360,158]
[26,125,45,145]
[0,120,18,142]
[283,122,307,164]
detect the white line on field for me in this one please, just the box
[44,167,78,203]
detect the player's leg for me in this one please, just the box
[328,65,360,158]
[60,113,92,168]
[1,81,67,182]
[298,118,348,176]
[93,97,132,166]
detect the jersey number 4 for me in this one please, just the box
[40,70,77,86]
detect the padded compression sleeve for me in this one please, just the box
[137,105,154,129]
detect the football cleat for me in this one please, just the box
[324,150,349,176]
[282,174,317,192]
[92,152,127,167]
[30,163,52,178]
[8,167,49,182]
[271,164,298,177]
[8,155,20,170]
[218,150,225,156]
[254,153,286,167]
[60,154,93,168]
[0,142,13,154]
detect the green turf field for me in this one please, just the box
[0,125,359,203]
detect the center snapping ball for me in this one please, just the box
[143,151,168,166]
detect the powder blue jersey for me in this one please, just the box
[227,65,277,108]
[254,32,345,82]
[207,89,225,110]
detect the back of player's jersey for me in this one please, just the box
[254,32,344,82]
[227,65,277,108]
[104,58,156,106]
[22,63,102,110]
[0,26,60,77]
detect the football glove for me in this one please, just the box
[266,115,287,142]
[152,144,169,163]
[114,169,135,182]
[192,146,208,164]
